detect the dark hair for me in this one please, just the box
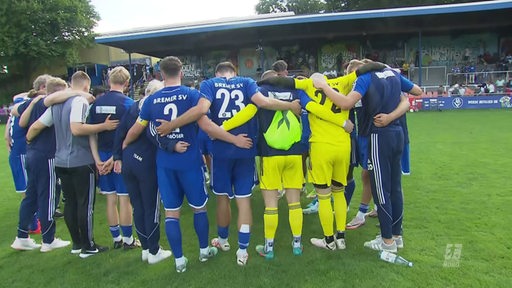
[261,70,277,80]
[91,86,107,97]
[159,56,183,77]
[215,62,236,74]
[27,89,45,98]
[272,60,288,73]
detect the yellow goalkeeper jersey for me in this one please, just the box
[294,71,357,146]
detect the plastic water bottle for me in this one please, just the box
[378,251,413,267]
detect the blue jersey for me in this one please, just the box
[139,86,203,170]
[11,99,31,155]
[88,91,133,152]
[113,99,176,162]
[200,76,259,158]
[27,100,55,158]
[9,116,27,155]
[353,69,414,136]
[257,84,302,156]
[113,100,154,162]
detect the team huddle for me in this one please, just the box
[7,56,421,273]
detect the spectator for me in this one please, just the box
[479,82,489,94]
[437,85,445,96]
[488,82,496,94]
[448,83,460,96]
[495,78,505,93]
[458,84,466,96]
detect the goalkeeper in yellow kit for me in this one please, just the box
[257,61,385,250]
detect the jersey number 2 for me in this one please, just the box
[163,103,180,133]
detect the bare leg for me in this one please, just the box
[119,195,132,227]
[106,194,119,226]
[216,195,231,228]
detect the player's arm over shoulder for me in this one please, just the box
[70,97,119,136]
[221,104,258,131]
[400,75,422,96]
[294,78,313,91]
[26,108,53,142]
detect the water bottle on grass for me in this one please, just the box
[379,251,413,267]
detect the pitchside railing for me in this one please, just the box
[408,66,447,87]
[446,70,510,86]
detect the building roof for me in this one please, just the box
[96,0,512,58]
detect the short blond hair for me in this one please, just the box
[71,71,90,86]
[46,77,68,94]
[109,66,130,85]
[145,80,164,97]
[33,74,51,90]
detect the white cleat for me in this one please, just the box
[310,238,336,251]
[346,216,366,230]
[211,238,230,251]
[176,257,188,273]
[11,237,41,251]
[375,234,403,249]
[394,236,404,249]
[40,238,71,252]
[334,237,346,250]
[236,249,249,266]
[148,248,172,264]
[364,237,397,253]
[142,249,149,262]
[199,246,218,262]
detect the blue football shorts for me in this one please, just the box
[157,166,208,211]
[211,157,255,199]
[357,135,369,170]
[9,153,27,193]
[98,150,127,195]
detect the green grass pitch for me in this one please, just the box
[0,109,510,287]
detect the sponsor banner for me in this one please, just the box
[416,95,512,110]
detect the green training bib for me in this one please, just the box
[263,110,301,150]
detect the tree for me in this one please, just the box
[256,0,288,14]
[0,0,99,101]
[256,0,325,15]
[326,0,495,12]
[287,0,325,15]
[256,0,495,15]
